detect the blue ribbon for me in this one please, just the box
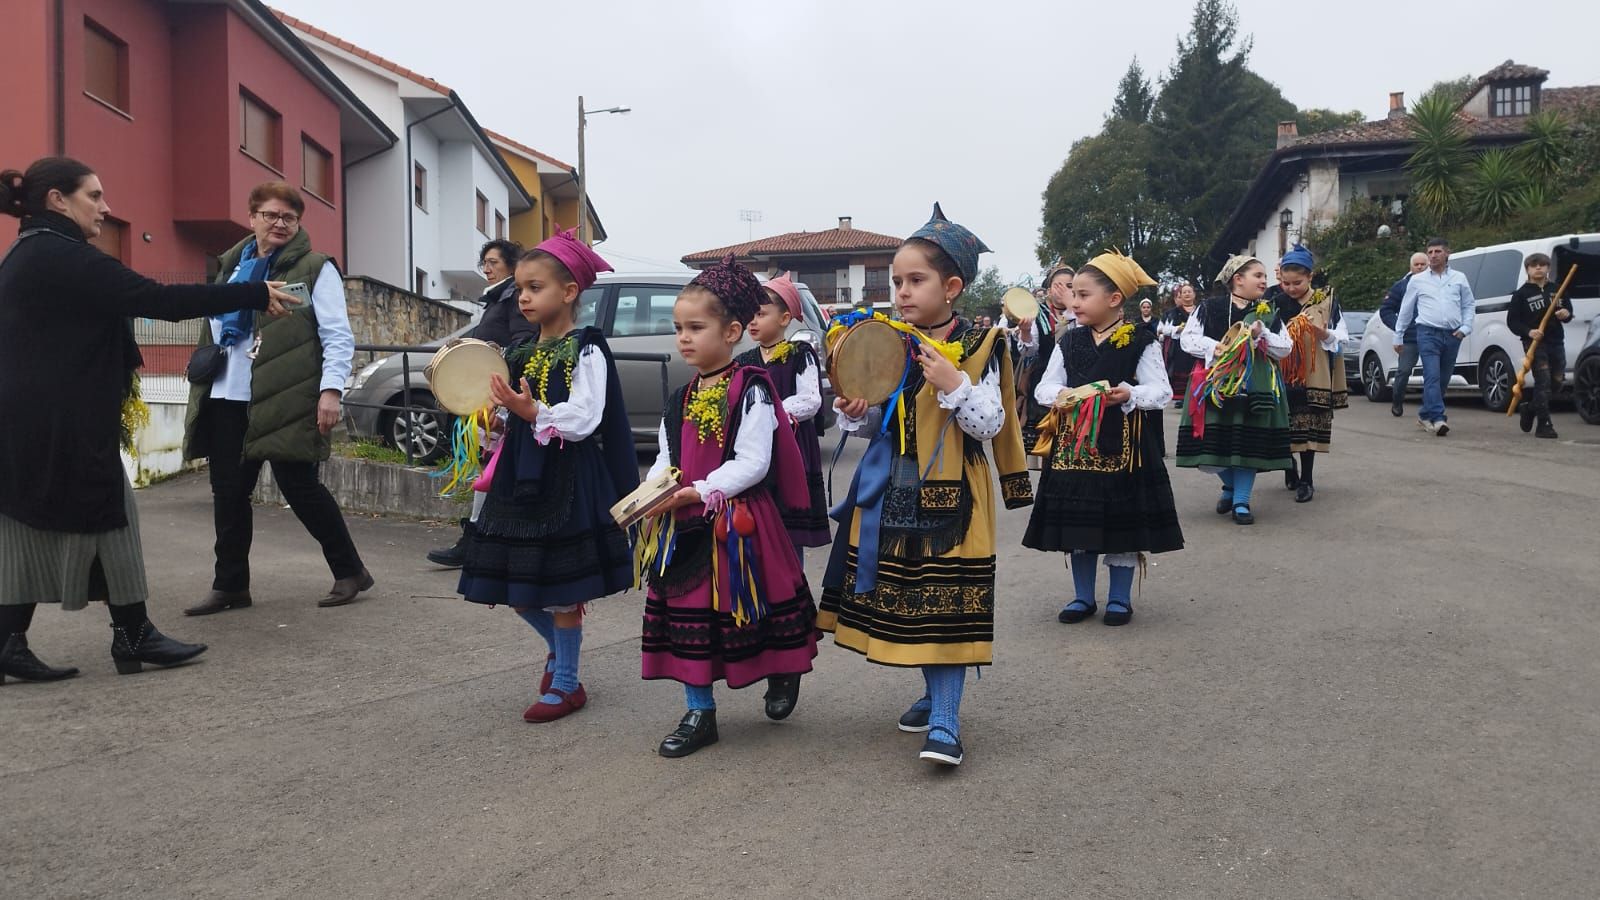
[824,428,893,595]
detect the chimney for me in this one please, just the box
[1388,92,1406,120]
[1276,121,1299,149]
[838,216,852,231]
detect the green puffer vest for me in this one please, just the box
[182,229,335,464]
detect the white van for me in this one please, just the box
[1357,234,1600,411]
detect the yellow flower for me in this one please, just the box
[520,336,578,403]
[767,341,793,364]
[1255,301,1272,318]
[1109,323,1136,349]
[686,378,730,445]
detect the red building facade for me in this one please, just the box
[1,0,391,280]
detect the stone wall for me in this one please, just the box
[343,276,473,348]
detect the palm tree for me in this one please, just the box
[1405,93,1469,223]
[1466,149,1525,225]
[1515,110,1571,189]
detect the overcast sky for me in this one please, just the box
[272,0,1600,281]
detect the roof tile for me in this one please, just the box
[271,9,451,95]
[682,226,903,265]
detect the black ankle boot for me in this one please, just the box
[763,674,802,721]
[658,709,718,758]
[426,519,471,568]
[110,619,207,675]
[0,634,80,684]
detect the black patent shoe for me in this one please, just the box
[1284,464,1299,490]
[898,701,932,733]
[1103,599,1133,627]
[1232,506,1255,525]
[426,519,471,568]
[110,619,207,675]
[1215,494,1234,515]
[763,674,802,721]
[1057,599,1096,623]
[1295,482,1315,503]
[0,634,79,684]
[919,728,964,766]
[658,708,719,758]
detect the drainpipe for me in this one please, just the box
[404,99,458,294]
[53,0,66,153]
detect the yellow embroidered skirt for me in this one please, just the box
[818,454,997,667]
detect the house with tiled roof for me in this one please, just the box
[683,217,903,308]
[484,129,606,248]
[1211,61,1600,266]
[275,10,532,308]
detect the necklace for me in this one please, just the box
[913,312,956,340]
[696,360,735,385]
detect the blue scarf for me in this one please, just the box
[214,239,276,347]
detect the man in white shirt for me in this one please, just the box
[1393,237,1475,436]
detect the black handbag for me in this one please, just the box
[186,343,226,384]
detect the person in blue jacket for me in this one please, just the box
[1378,252,1428,417]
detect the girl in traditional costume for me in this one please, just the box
[1157,282,1200,407]
[820,204,1033,768]
[1271,245,1347,504]
[734,272,830,559]
[459,231,638,723]
[1021,251,1183,627]
[1175,255,1292,525]
[640,255,819,759]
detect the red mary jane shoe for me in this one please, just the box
[523,684,587,723]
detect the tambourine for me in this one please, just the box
[827,318,912,405]
[424,338,508,415]
[611,467,682,528]
[1001,287,1039,324]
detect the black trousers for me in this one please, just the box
[204,400,363,591]
[1526,340,1567,417]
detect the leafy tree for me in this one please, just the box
[957,266,1006,317]
[1404,92,1469,223]
[1515,110,1571,188]
[1147,0,1296,283]
[1464,149,1524,225]
[1037,119,1177,275]
[1417,74,1475,109]
[1111,58,1155,124]
[1295,108,1365,136]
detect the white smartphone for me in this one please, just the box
[279,282,311,306]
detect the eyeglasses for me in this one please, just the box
[254,211,301,226]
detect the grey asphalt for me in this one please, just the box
[4,397,1597,899]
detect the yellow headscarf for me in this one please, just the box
[1084,249,1156,300]
[1215,254,1262,287]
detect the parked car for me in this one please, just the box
[343,273,835,462]
[1340,310,1372,390]
[1356,234,1600,411]
[1574,315,1600,425]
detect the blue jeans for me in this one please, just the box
[1416,325,1461,424]
[1393,341,1419,404]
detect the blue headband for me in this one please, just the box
[1281,243,1315,271]
[909,202,990,287]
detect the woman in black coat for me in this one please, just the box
[0,157,298,684]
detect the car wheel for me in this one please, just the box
[1479,349,1513,412]
[382,390,452,465]
[1362,353,1391,403]
[1576,356,1600,425]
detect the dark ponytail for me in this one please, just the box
[0,157,95,219]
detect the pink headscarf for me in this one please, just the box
[763,271,803,321]
[533,228,613,291]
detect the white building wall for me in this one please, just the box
[1245,160,1343,273]
[409,124,443,298]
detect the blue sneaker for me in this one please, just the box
[919,728,964,766]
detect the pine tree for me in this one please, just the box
[1111,58,1155,125]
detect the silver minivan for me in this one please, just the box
[344,272,834,461]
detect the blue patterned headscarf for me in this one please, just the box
[908,203,990,288]
[1281,243,1315,272]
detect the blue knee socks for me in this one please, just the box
[908,666,933,713]
[1070,552,1098,603]
[923,664,966,741]
[1107,564,1134,605]
[543,625,581,702]
[515,608,557,677]
[685,683,716,711]
[1230,467,1257,512]
[1218,469,1234,503]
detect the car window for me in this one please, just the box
[611,285,681,336]
[576,286,602,328]
[1468,249,1522,300]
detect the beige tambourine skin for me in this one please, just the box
[1002,286,1038,323]
[827,319,911,405]
[425,339,509,415]
[610,467,681,528]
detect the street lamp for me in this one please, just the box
[578,96,630,243]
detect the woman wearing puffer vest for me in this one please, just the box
[182,181,372,616]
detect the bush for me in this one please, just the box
[1304,199,1413,310]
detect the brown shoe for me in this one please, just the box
[183,590,252,616]
[318,569,375,608]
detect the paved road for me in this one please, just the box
[4,398,1597,899]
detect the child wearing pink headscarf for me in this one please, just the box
[735,272,830,558]
[458,230,640,723]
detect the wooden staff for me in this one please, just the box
[1506,263,1578,417]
